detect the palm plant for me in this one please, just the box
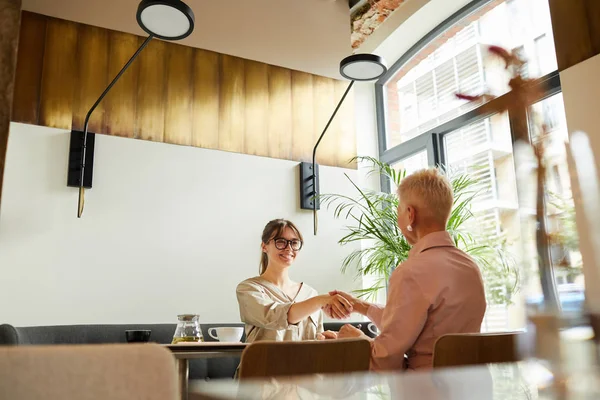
[320,156,519,305]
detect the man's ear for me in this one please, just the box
[407,205,416,225]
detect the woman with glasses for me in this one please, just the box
[236,219,353,343]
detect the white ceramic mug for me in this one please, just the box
[208,327,244,343]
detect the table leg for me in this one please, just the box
[177,358,189,400]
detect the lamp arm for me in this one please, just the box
[77,34,154,218]
[311,80,355,235]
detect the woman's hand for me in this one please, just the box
[329,290,369,316]
[321,294,353,319]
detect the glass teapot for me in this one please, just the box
[171,314,204,344]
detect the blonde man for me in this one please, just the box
[328,168,486,371]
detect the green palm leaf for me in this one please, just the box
[321,157,519,306]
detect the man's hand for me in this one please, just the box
[323,304,350,320]
[316,330,338,340]
[337,324,369,340]
[320,294,353,319]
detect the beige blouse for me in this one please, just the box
[236,277,324,343]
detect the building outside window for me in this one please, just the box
[377,0,582,331]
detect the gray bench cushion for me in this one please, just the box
[0,321,377,380]
[0,323,244,379]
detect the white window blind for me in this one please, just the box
[445,118,510,332]
[396,41,484,139]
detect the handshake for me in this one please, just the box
[316,290,369,341]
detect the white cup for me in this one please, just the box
[208,327,244,343]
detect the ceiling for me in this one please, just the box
[22,0,353,79]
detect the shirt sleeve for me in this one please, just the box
[315,310,324,334]
[236,282,294,330]
[370,267,429,371]
[366,304,385,328]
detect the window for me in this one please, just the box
[376,0,582,331]
[513,46,529,79]
[445,113,514,211]
[527,93,584,316]
[391,151,428,177]
[534,34,557,76]
[384,0,558,150]
[389,28,484,145]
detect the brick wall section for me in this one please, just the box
[352,1,406,49]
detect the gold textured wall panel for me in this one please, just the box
[12,12,356,168]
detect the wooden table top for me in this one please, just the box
[189,360,600,399]
[164,342,247,360]
[165,342,247,352]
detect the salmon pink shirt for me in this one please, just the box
[367,231,486,371]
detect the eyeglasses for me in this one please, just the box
[271,238,303,251]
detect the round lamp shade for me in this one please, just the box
[340,54,387,81]
[137,0,195,41]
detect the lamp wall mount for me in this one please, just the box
[299,162,320,210]
[67,130,95,189]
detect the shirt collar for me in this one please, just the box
[408,231,455,257]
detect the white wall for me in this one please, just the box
[0,123,362,326]
[560,54,600,314]
[352,82,390,304]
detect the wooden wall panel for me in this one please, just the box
[104,31,138,137]
[219,55,245,153]
[244,60,269,157]
[267,66,292,160]
[164,44,193,146]
[291,71,315,163]
[0,0,22,215]
[72,24,108,133]
[312,75,336,166]
[588,1,600,56]
[191,49,219,149]
[549,0,600,71]
[136,38,166,142]
[39,18,77,129]
[12,12,357,169]
[12,11,45,125]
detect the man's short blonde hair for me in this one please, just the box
[397,168,453,225]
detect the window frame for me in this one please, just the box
[375,0,561,183]
[374,0,568,319]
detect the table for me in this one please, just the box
[165,342,247,400]
[188,360,600,399]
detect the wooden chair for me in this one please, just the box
[0,343,178,400]
[433,332,523,368]
[238,338,371,379]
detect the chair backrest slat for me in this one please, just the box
[239,338,371,379]
[0,343,178,400]
[433,332,523,368]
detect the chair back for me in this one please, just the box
[433,332,523,368]
[0,343,177,400]
[238,338,371,379]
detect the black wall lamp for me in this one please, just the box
[300,53,388,235]
[67,0,195,218]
